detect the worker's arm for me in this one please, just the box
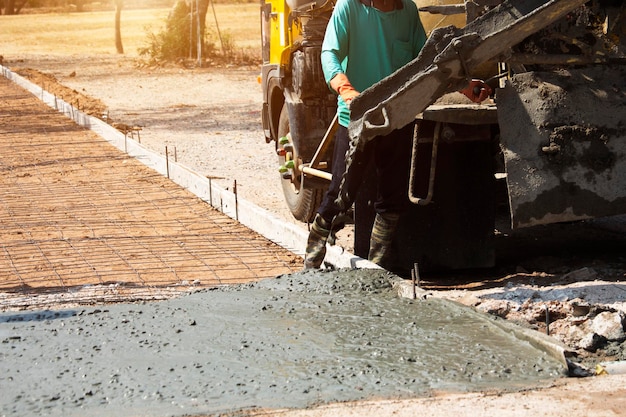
[321,0,360,104]
[330,73,359,104]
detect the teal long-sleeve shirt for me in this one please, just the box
[321,0,427,127]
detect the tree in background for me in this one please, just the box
[1,0,28,15]
[1,0,94,14]
[139,0,224,64]
[115,0,124,53]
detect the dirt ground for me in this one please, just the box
[2,53,626,415]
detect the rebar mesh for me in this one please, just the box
[0,77,301,310]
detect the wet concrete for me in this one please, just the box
[0,269,566,417]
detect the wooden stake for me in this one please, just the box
[234,180,239,221]
[165,146,170,178]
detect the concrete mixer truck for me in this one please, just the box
[260,0,626,274]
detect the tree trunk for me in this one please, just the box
[195,0,211,59]
[115,0,124,54]
[4,0,15,15]
[197,0,209,43]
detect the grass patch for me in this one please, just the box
[0,5,260,63]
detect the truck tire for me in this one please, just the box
[278,104,324,223]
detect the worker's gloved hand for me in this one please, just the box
[330,73,360,104]
[460,79,492,103]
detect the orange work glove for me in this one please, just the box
[330,73,360,104]
[460,79,492,103]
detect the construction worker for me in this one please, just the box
[304,0,491,269]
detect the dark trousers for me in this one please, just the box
[317,123,414,223]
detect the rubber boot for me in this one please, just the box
[303,214,332,269]
[368,212,401,267]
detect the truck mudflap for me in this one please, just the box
[497,66,626,229]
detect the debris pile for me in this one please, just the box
[436,267,626,374]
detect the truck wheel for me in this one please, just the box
[277,104,324,223]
